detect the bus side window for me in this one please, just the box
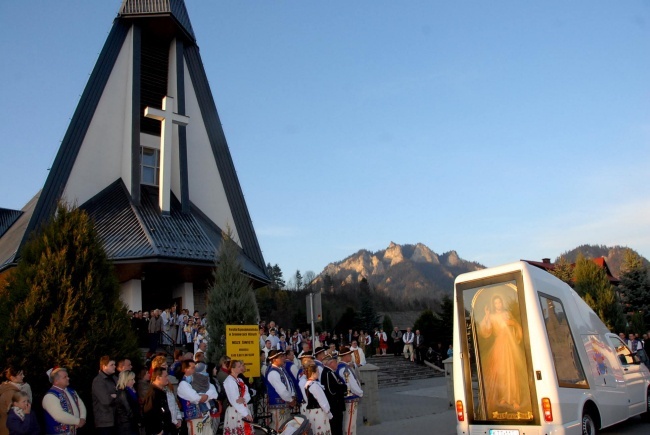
[611,339,635,365]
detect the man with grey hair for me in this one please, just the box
[42,367,87,434]
[402,327,415,362]
[148,308,162,352]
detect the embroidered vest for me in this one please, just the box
[265,365,293,409]
[304,381,320,410]
[336,363,360,402]
[44,387,80,435]
[284,361,303,403]
[178,379,203,420]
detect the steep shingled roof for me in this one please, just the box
[81,180,268,282]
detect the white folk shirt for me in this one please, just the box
[304,380,332,416]
[42,386,87,426]
[337,364,363,397]
[267,365,295,402]
[177,379,218,405]
[224,376,251,418]
[403,332,414,344]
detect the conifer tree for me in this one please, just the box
[574,254,625,331]
[382,313,394,333]
[0,203,139,401]
[619,249,650,325]
[551,255,574,284]
[356,278,380,333]
[206,229,259,364]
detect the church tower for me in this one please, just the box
[0,0,270,312]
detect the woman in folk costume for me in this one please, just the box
[303,364,332,435]
[378,328,388,355]
[223,360,253,435]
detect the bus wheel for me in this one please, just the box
[581,412,597,435]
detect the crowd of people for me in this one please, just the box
[129,306,209,354]
[0,305,453,435]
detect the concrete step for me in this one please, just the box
[367,355,441,389]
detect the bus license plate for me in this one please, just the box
[489,431,519,435]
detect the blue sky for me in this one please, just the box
[1,1,649,280]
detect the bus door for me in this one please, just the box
[457,273,539,425]
[605,333,647,415]
[582,334,626,423]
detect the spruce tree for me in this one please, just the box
[356,278,380,333]
[382,313,394,333]
[0,203,139,402]
[551,255,574,285]
[206,229,259,364]
[619,249,650,325]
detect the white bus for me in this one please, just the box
[453,261,650,435]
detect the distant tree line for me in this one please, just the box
[258,263,452,346]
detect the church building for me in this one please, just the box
[0,0,270,313]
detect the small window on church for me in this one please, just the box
[141,147,160,186]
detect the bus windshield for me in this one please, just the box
[459,278,536,423]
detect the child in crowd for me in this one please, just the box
[191,362,219,415]
[6,391,40,435]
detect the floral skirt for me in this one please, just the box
[305,408,331,435]
[223,406,253,435]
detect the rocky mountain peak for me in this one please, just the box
[316,242,484,300]
[384,241,405,266]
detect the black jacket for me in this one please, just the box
[320,366,346,413]
[116,388,141,435]
[142,385,172,435]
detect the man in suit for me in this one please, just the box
[321,356,346,435]
[414,329,426,365]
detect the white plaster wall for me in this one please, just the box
[63,28,133,205]
[173,282,195,313]
[167,40,182,200]
[121,27,135,194]
[184,61,241,246]
[120,279,142,311]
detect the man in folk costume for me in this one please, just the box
[402,327,415,362]
[284,349,303,415]
[337,347,363,435]
[285,349,300,381]
[296,351,314,415]
[313,346,327,377]
[264,350,297,431]
[177,360,217,435]
[321,356,346,435]
[42,367,87,435]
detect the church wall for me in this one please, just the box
[193,285,209,316]
[121,27,135,194]
[120,278,142,311]
[183,62,241,247]
[63,27,134,206]
[172,282,195,314]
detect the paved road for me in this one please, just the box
[358,376,650,435]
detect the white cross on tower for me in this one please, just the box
[144,96,189,214]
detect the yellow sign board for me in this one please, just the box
[226,325,260,378]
